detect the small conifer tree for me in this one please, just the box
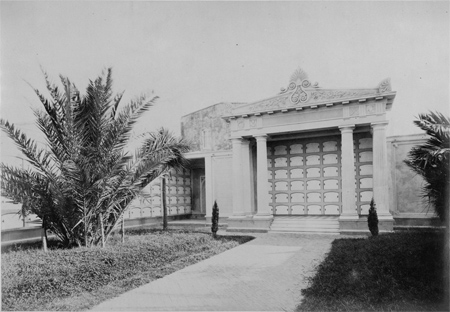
[368,198,379,236]
[211,201,219,238]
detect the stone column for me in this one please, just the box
[254,134,272,217]
[241,140,253,216]
[204,154,213,218]
[371,121,393,219]
[231,137,245,216]
[339,125,358,219]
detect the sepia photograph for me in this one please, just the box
[1,1,449,311]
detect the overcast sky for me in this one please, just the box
[1,1,449,167]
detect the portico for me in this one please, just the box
[223,69,396,233]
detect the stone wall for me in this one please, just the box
[181,103,233,152]
[387,134,440,225]
[212,154,233,217]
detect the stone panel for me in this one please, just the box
[181,103,232,152]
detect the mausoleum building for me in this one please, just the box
[126,69,438,234]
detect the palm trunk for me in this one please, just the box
[83,197,88,247]
[100,213,105,248]
[162,176,167,231]
[121,216,125,243]
[41,217,48,252]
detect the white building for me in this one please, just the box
[126,68,438,234]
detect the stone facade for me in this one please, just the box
[129,69,440,234]
[181,103,234,152]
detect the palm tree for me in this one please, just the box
[1,69,190,247]
[404,111,450,308]
[404,111,449,223]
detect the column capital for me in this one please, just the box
[230,136,243,143]
[253,134,268,141]
[371,121,389,130]
[338,124,355,132]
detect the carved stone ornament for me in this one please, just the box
[349,106,359,117]
[310,90,375,101]
[250,96,289,112]
[279,68,319,104]
[377,78,392,93]
[366,103,376,114]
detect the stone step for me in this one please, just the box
[167,221,228,229]
[270,216,339,233]
[270,224,339,230]
[270,229,339,234]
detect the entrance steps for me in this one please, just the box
[269,216,339,234]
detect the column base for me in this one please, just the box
[378,212,395,221]
[226,215,273,233]
[254,214,273,219]
[339,215,394,235]
[339,213,359,221]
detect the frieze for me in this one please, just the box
[344,102,385,118]
[310,90,375,101]
[349,106,359,117]
[249,96,289,112]
[366,103,376,114]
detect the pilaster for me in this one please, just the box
[231,137,245,216]
[371,121,393,220]
[204,154,213,218]
[241,140,253,216]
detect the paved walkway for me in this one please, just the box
[91,232,337,312]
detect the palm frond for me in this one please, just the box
[405,111,450,222]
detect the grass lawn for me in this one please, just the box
[2,229,253,311]
[297,231,449,311]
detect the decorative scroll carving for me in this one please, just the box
[250,96,289,112]
[311,90,374,101]
[279,68,319,104]
[377,78,391,93]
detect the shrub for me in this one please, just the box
[367,198,379,236]
[211,201,219,238]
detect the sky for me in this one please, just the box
[1,1,449,168]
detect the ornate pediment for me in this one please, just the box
[225,68,394,118]
[279,68,320,104]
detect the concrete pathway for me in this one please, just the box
[91,232,337,312]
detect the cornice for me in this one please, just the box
[222,69,396,120]
[223,91,396,120]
